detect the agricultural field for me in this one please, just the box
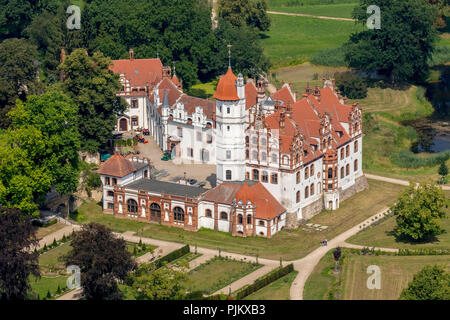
[342,254,450,300]
[243,271,299,300]
[185,256,261,295]
[348,191,450,250]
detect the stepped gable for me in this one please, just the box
[110,58,163,87]
[98,153,136,178]
[213,68,239,101]
[271,83,295,106]
[245,81,258,109]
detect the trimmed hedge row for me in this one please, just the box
[398,248,450,256]
[233,264,294,300]
[151,244,190,269]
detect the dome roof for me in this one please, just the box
[213,68,239,101]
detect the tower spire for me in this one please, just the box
[227,43,232,69]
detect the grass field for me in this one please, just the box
[261,14,362,67]
[186,256,261,295]
[243,271,299,300]
[303,250,337,300]
[348,190,450,250]
[342,254,450,300]
[30,275,69,299]
[38,242,72,272]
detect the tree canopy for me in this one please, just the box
[400,265,450,300]
[0,207,40,300]
[344,0,439,84]
[391,182,447,242]
[59,49,127,153]
[218,0,271,32]
[63,223,137,300]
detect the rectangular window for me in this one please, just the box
[107,203,114,210]
[196,132,202,142]
[107,191,114,197]
[131,99,138,109]
[131,117,138,126]
[177,127,183,137]
[226,150,231,159]
[187,148,193,157]
[207,135,212,144]
[112,178,117,185]
[105,177,110,185]
[271,173,278,184]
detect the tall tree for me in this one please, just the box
[400,265,450,300]
[218,0,271,32]
[0,38,44,128]
[59,49,127,153]
[63,223,137,300]
[8,89,81,196]
[0,0,35,40]
[0,207,40,300]
[344,0,438,84]
[391,182,446,242]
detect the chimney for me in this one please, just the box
[314,85,321,102]
[129,48,134,60]
[279,111,285,129]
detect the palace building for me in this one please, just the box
[99,51,368,237]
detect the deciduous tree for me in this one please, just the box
[0,207,40,300]
[391,182,446,242]
[63,223,137,300]
[400,265,450,300]
[218,0,271,31]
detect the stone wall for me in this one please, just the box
[339,175,369,202]
[285,212,299,229]
[302,198,324,220]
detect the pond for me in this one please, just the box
[409,65,450,153]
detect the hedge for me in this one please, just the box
[151,244,190,269]
[233,264,294,300]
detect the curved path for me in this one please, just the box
[365,173,450,191]
[267,10,356,22]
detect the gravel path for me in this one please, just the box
[267,10,356,22]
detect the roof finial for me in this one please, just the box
[172,61,176,76]
[227,43,232,69]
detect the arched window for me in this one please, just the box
[310,183,315,195]
[271,173,278,184]
[346,164,350,176]
[238,214,243,224]
[340,148,344,160]
[150,203,161,221]
[318,182,322,193]
[226,170,232,180]
[354,140,358,153]
[296,171,300,184]
[174,207,185,222]
[341,167,344,178]
[305,186,309,198]
[261,171,268,183]
[253,151,258,160]
[252,169,259,181]
[247,215,252,224]
[259,220,265,226]
[246,136,249,144]
[220,212,228,220]
[346,145,350,157]
[272,154,277,163]
[310,164,314,175]
[296,191,300,203]
[205,209,212,217]
[252,136,258,144]
[282,155,289,165]
[328,168,333,179]
[127,199,138,214]
[354,159,358,171]
[305,168,309,179]
[261,152,267,161]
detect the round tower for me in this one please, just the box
[214,68,246,184]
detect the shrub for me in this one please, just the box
[391,150,450,169]
[311,47,348,67]
[151,245,190,269]
[335,71,368,99]
[233,264,294,300]
[127,139,132,147]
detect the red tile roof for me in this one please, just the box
[158,77,183,106]
[271,84,295,106]
[213,68,239,101]
[245,82,258,109]
[110,58,163,87]
[98,153,136,178]
[178,94,215,118]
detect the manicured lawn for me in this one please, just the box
[303,251,336,300]
[126,242,157,258]
[171,252,202,268]
[348,191,450,250]
[39,242,72,271]
[342,254,450,300]
[30,275,69,299]
[186,256,261,295]
[243,271,298,300]
[36,222,67,240]
[261,14,363,67]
